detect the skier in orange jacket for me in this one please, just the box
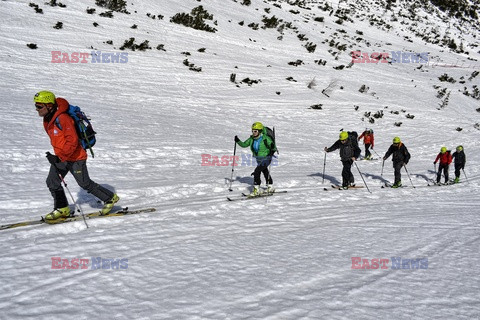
[358,129,374,160]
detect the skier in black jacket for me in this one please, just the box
[383,136,411,188]
[451,145,466,183]
[325,131,361,189]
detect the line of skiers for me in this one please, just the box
[324,131,412,189]
[434,146,466,184]
[235,124,467,194]
[35,90,469,212]
[34,91,119,223]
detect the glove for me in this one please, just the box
[46,152,60,165]
[234,135,240,143]
[433,161,436,164]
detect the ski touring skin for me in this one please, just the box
[381,182,406,189]
[427,180,461,187]
[324,184,365,191]
[1,207,156,231]
[227,190,287,201]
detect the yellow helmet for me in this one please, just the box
[339,131,348,141]
[251,122,264,130]
[34,91,56,104]
[393,136,401,144]
[440,147,447,154]
[456,145,463,152]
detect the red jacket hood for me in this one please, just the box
[44,97,69,128]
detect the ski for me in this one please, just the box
[427,182,458,186]
[227,190,287,201]
[381,182,407,188]
[1,207,156,231]
[328,184,364,190]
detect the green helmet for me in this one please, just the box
[339,131,348,141]
[456,145,463,152]
[440,147,447,154]
[251,122,264,130]
[393,136,401,144]
[34,91,56,104]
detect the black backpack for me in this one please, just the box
[348,131,359,147]
[348,131,358,140]
[264,126,278,154]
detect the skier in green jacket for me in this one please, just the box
[235,122,277,196]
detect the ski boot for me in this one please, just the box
[266,184,275,194]
[100,194,119,215]
[248,186,260,198]
[45,206,71,222]
[454,177,460,184]
[391,181,402,188]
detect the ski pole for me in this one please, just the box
[462,168,469,183]
[381,159,385,177]
[57,173,89,228]
[48,157,89,228]
[404,164,415,188]
[354,161,371,193]
[372,148,380,158]
[322,152,327,184]
[228,141,237,191]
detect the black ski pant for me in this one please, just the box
[393,161,403,185]
[253,157,273,186]
[341,159,354,187]
[364,144,372,159]
[436,164,449,183]
[454,164,463,179]
[46,160,114,209]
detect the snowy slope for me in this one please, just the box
[0,0,479,319]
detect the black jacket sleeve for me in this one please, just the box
[353,142,361,159]
[384,145,394,159]
[403,145,411,164]
[326,140,341,153]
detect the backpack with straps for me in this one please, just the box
[263,126,278,154]
[55,105,96,157]
[348,131,359,148]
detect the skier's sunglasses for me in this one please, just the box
[35,103,47,110]
[252,129,260,133]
